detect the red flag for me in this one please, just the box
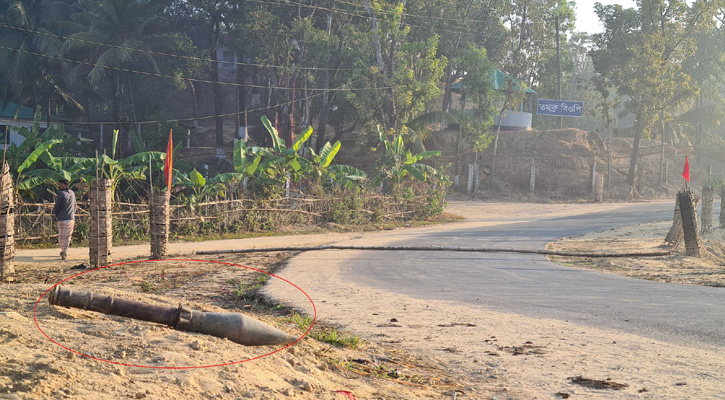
[682,156,690,183]
[164,130,173,191]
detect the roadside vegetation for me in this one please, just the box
[8,114,452,248]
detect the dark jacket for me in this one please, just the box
[53,189,76,221]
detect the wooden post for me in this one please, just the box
[607,130,612,198]
[678,190,703,257]
[89,180,113,268]
[150,191,170,259]
[530,158,535,194]
[720,186,725,229]
[591,156,598,195]
[594,174,604,203]
[665,193,684,247]
[467,164,474,193]
[701,185,714,234]
[0,163,14,283]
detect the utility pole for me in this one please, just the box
[555,15,562,129]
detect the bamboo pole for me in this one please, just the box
[195,245,671,258]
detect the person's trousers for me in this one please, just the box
[57,220,75,255]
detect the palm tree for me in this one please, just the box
[63,0,170,152]
[0,0,83,121]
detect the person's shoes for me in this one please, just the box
[60,251,66,260]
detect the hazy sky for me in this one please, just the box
[573,0,636,34]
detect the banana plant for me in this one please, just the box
[256,115,313,184]
[371,125,446,187]
[175,167,243,211]
[302,140,366,190]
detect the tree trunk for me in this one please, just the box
[236,54,246,142]
[210,17,224,149]
[626,117,642,187]
[188,79,199,128]
[315,72,331,152]
[659,109,665,187]
[490,108,505,183]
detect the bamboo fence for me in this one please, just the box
[0,163,14,283]
[12,190,438,245]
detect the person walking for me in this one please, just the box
[53,178,76,260]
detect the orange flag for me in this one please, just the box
[164,130,173,191]
[682,155,690,183]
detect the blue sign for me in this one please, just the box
[537,99,583,118]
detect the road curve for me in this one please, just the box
[269,201,724,348]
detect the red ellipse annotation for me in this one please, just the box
[33,259,316,369]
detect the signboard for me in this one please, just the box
[537,99,583,118]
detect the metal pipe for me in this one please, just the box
[49,286,295,346]
[194,245,671,258]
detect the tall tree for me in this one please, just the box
[64,0,170,154]
[0,0,83,121]
[590,0,716,191]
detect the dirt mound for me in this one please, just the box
[471,128,718,201]
[478,128,607,198]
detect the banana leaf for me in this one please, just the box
[18,169,66,191]
[320,141,341,168]
[189,168,206,187]
[261,116,285,153]
[17,139,63,174]
[292,125,313,152]
[233,139,247,172]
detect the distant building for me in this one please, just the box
[0,102,47,147]
[448,69,537,131]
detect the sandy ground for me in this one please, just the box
[264,200,725,399]
[1,253,459,399]
[548,221,725,287]
[3,200,724,399]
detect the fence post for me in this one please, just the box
[720,186,725,229]
[678,190,702,257]
[0,163,14,283]
[150,191,170,259]
[594,174,604,203]
[665,193,683,246]
[530,158,535,194]
[89,180,113,268]
[591,156,597,195]
[467,164,474,193]
[701,185,714,234]
[664,161,669,185]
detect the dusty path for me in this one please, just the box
[263,201,725,399]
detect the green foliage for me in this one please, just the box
[286,312,313,331]
[136,281,156,293]
[310,327,361,349]
[371,126,447,188]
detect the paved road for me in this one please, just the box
[338,202,725,348]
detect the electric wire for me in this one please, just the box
[0,22,353,71]
[0,43,395,92]
[247,0,507,39]
[0,86,331,126]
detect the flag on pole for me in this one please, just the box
[164,130,173,191]
[682,155,690,183]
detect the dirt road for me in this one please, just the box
[263,200,725,399]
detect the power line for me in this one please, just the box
[0,22,352,72]
[247,0,506,39]
[0,44,395,92]
[329,0,499,27]
[0,87,333,126]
